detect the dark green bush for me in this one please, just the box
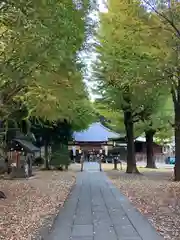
[33,157,44,166]
[50,145,70,170]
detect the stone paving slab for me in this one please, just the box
[45,162,164,240]
[71,237,93,240]
[72,225,94,237]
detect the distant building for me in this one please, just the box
[69,123,169,162]
[135,136,163,154]
[68,122,125,158]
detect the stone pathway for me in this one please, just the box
[46,163,163,240]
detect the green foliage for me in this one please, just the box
[30,118,72,146]
[134,95,174,136]
[93,100,125,133]
[154,98,174,143]
[92,0,172,142]
[51,144,70,170]
[0,0,94,127]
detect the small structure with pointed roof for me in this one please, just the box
[73,122,121,143]
[69,122,125,158]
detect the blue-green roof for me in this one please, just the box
[73,122,122,142]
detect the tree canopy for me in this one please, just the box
[92,0,173,173]
[0,0,94,129]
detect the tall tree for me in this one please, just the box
[124,0,180,179]
[92,0,166,173]
[135,96,174,168]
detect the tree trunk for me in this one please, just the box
[145,130,156,168]
[113,158,118,170]
[124,111,139,174]
[44,141,50,170]
[174,102,180,181]
[80,155,84,172]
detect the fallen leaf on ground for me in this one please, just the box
[0,170,76,240]
[107,170,180,240]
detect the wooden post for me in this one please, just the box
[113,157,118,170]
[99,155,102,171]
[117,155,123,170]
[119,160,123,170]
[80,155,84,172]
[16,152,19,168]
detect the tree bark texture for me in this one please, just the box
[145,130,156,168]
[174,101,180,181]
[124,111,139,174]
[113,157,118,170]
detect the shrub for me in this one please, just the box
[50,145,70,170]
[33,157,44,166]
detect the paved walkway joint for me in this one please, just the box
[46,162,163,240]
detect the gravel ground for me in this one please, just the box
[107,169,180,240]
[0,170,76,240]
